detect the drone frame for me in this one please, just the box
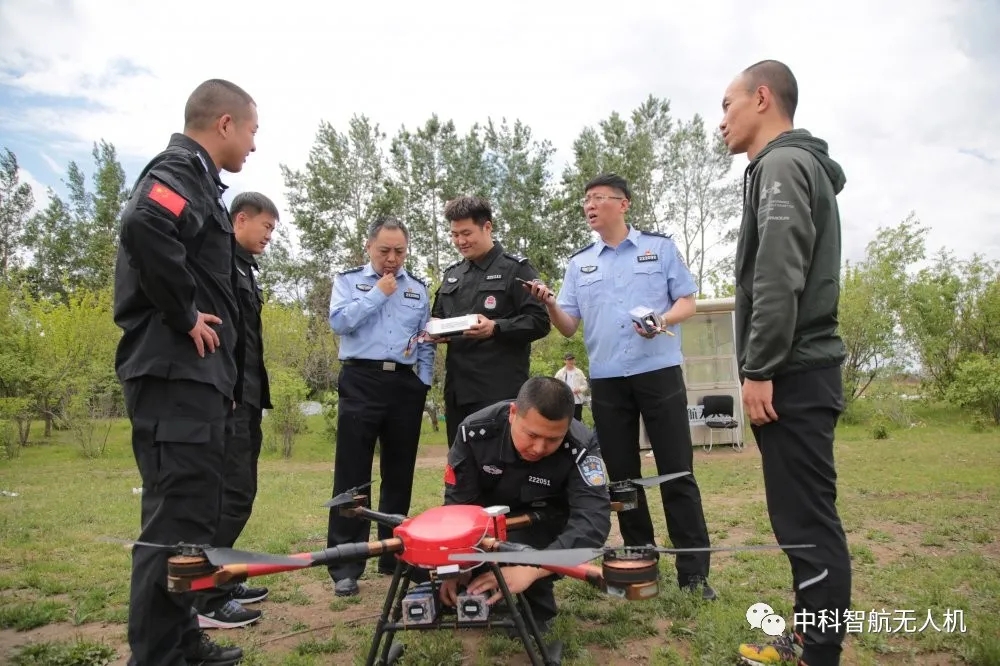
[145,473,807,666]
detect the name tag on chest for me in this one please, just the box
[636,253,659,263]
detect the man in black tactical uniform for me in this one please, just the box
[113,78,259,666]
[194,192,279,630]
[430,196,551,448]
[439,377,612,631]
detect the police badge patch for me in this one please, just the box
[578,455,607,487]
[356,283,373,292]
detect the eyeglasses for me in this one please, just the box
[579,195,625,206]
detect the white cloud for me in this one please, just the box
[1,0,998,265]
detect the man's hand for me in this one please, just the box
[465,566,544,605]
[438,571,472,607]
[377,272,397,296]
[463,314,496,339]
[188,312,222,358]
[742,379,778,426]
[524,279,556,305]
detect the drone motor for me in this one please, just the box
[608,481,638,512]
[166,554,217,591]
[601,547,660,600]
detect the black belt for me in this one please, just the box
[343,359,415,373]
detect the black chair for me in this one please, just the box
[699,395,741,451]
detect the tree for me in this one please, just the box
[558,96,673,234]
[903,250,1000,400]
[83,140,128,291]
[838,215,927,402]
[281,116,395,275]
[661,114,741,295]
[19,142,128,299]
[481,118,569,280]
[0,149,35,283]
[389,115,485,280]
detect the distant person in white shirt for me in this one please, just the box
[554,353,589,421]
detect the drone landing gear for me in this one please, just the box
[365,559,563,666]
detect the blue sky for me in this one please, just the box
[1,0,998,267]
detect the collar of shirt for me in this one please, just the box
[593,225,641,256]
[168,133,227,192]
[235,243,258,270]
[466,242,504,272]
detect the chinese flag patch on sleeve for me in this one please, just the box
[444,464,456,486]
[147,182,188,217]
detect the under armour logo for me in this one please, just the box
[761,181,782,200]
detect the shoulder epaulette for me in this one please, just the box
[459,417,503,445]
[569,242,595,259]
[443,259,463,273]
[640,229,672,240]
[337,265,365,275]
[502,252,529,264]
[406,271,427,288]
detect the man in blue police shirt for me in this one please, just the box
[326,217,435,597]
[527,173,716,600]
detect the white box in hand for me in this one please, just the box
[426,315,479,337]
[629,306,659,335]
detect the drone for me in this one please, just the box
[106,472,814,666]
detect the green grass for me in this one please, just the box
[2,401,999,665]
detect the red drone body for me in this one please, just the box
[393,505,507,568]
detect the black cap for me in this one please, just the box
[564,353,575,360]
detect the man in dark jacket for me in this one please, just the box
[430,196,551,447]
[194,192,279,629]
[719,60,851,666]
[113,78,258,666]
[439,376,611,632]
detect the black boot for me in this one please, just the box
[184,630,243,665]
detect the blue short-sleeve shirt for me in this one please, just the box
[556,227,698,379]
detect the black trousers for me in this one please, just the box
[328,365,428,581]
[123,377,229,666]
[590,365,711,584]
[194,403,263,610]
[444,393,496,449]
[573,404,583,422]
[751,365,851,666]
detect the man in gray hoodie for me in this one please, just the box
[719,60,851,666]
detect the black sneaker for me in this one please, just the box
[231,582,268,604]
[197,599,262,629]
[681,575,717,601]
[183,630,243,665]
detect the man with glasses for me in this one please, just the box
[525,173,716,600]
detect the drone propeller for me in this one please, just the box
[323,481,374,509]
[201,547,312,568]
[98,537,311,568]
[449,543,816,568]
[628,471,691,488]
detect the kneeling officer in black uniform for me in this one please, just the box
[440,376,612,631]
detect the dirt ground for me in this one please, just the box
[0,446,967,665]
